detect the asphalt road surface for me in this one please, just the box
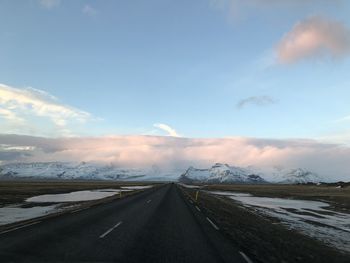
[0,184,249,263]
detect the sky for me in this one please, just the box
[1,0,350,179]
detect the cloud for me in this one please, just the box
[276,16,350,64]
[0,134,350,181]
[210,0,340,20]
[154,123,180,137]
[0,108,23,123]
[38,0,61,9]
[82,4,97,16]
[0,83,93,136]
[237,96,276,109]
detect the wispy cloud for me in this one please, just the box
[276,16,350,64]
[1,134,350,180]
[0,83,94,136]
[38,0,61,9]
[82,4,97,17]
[237,96,276,109]
[153,123,180,137]
[209,0,340,20]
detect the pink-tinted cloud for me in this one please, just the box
[1,134,350,180]
[276,16,350,63]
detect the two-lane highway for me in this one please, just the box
[0,184,248,262]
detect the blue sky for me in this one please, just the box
[1,0,350,141]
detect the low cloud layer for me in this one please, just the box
[237,96,276,109]
[277,16,350,64]
[0,134,349,181]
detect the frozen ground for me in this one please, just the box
[209,190,350,252]
[0,186,151,226]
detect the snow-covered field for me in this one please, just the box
[209,191,350,252]
[0,186,153,226]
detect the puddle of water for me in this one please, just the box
[207,190,251,197]
[0,205,58,226]
[121,185,153,190]
[209,191,350,252]
[1,187,151,226]
[25,189,124,203]
[178,183,201,189]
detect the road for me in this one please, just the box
[0,184,249,262]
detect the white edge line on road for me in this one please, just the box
[195,206,201,212]
[239,251,253,263]
[0,221,41,235]
[206,217,219,230]
[99,221,123,239]
[70,208,85,214]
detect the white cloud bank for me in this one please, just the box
[0,134,350,181]
[0,84,93,136]
[276,16,350,64]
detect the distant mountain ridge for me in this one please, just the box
[179,163,322,184]
[271,167,322,184]
[179,163,266,184]
[0,161,323,184]
[0,162,179,181]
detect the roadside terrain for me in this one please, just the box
[180,184,350,263]
[205,184,350,211]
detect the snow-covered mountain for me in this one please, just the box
[270,167,322,184]
[0,162,179,181]
[179,163,322,184]
[0,161,323,184]
[179,163,266,184]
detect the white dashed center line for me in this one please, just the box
[206,217,219,230]
[99,221,123,239]
[147,200,152,203]
[70,208,85,214]
[239,251,253,263]
[195,206,201,212]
